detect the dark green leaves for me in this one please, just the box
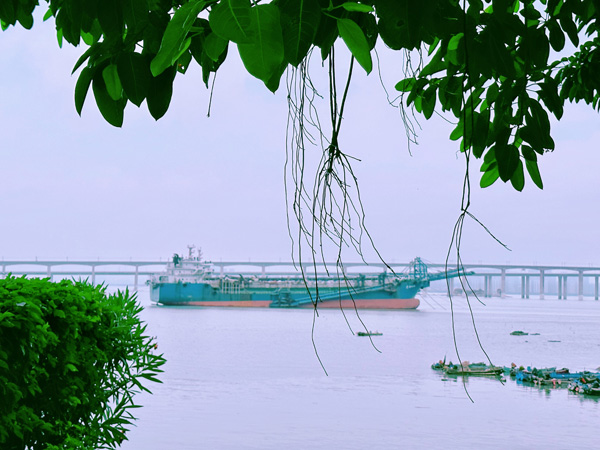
[0,277,165,449]
[279,0,321,66]
[151,0,209,76]
[117,52,152,107]
[75,67,94,116]
[93,72,125,127]
[147,66,176,120]
[237,4,284,90]
[209,0,253,43]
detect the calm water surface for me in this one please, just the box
[121,291,600,449]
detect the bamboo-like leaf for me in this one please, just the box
[337,18,372,73]
[526,159,544,189]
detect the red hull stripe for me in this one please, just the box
[170,299,419,310]
[306,298,420,309]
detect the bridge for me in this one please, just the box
[1,259,599,300]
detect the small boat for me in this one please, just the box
[357,331,382,336]
[444,365,504,377]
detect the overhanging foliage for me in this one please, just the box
[1,0,599,191]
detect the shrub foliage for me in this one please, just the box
[0,276,165,450]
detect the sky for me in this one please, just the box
[1,12,599,266]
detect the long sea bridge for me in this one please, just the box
[1,259,599,300]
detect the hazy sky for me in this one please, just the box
[1,13,599,265]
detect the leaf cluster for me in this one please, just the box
[0,276,165,450]
[395,0,600,191]
[2,0,600,192]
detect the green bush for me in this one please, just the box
[0,276,166,450]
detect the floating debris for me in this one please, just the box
[510,330,528,336]
[357,331,382,337]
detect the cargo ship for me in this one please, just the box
[148,247,460,309]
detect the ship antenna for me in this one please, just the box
[187,244,195,259]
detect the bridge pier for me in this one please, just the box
[539,270,545,299]
[134,266,139,292]
[92,265,96,284]
[484,275,489,298]
[558,276,562,299]
[595,276,599,301]
[520,276,525,299]
[563,276,568,299]
[526,275,530,299]
[501,269,506,297]
[47,265,52,281]
[579,271,584,300]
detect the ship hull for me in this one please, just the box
[150,281,423,310]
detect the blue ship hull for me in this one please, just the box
[149,279,428,309]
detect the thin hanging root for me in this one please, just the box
[286,50,395,371]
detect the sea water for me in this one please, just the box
[120,290,600,449]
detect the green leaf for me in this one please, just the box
[521,145,537,162]
[395,78,415,92]
[279,0,321,66]
[548,20,565,52]
[472,109,490,158]
[74,67,94,116]
[122,0,149,34]
[559,14,579,47]
[446,33,463,66]
[237,4,285,90]
[43,8,53,21]
[102,64,123,101]
[480,164,500,188]
[313,11,337,59]
[117,52,152,107]
[97,0,123,41]
[92,73,125,127]
[422,86,436,119]
[420,47,445,77]
[341,2,374,12]
[209,0,254,44]
[147,66,176,120]
[450,120,463,141]
[203,33,228,62]
[495,144,520,182]
[525,159,544,189]
[510,159,525,191]
[151,0,208,76]
[337,18,372,73]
